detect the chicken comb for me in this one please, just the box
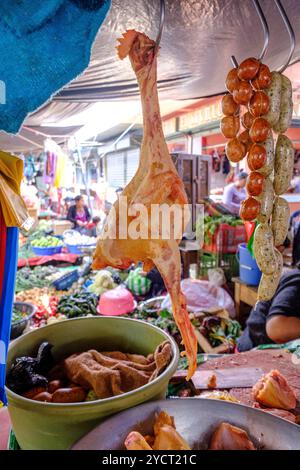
[116,30,138,60]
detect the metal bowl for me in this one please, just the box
[10,302,36,340]
[72,398,300,450]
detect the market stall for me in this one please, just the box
[1,0,300,454]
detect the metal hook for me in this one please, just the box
[231,0,269,68]
[155,0,165,49]
[252,0,269,61]
[274,0,296,73]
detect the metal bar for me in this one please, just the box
[155,0,165,49]
[251,0,269,61]
[75,138,93,217]
[98,120,138,161]
[17,134,44,149]
[274,0,296,72]
[22,126,74,139]
[231,0,269,68]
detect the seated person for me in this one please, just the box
[86,216,101,237]
[222,171,247,215]
[67,195,91,232]
[238,267,300,351]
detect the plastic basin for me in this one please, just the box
[31,246,62,256]
[6,316,179,450]
[238,243,262,286]
[66,244,95,254]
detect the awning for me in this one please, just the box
[0,124,82,154]
[54,0,300,101]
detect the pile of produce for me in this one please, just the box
[31,236,63,248]
[133,302,241,352]
[15,287,65,327]
[57,291,99,318]
[88,270,116,295]
[12,307,27,324]
[199,214,244,246]
[63,230,96,246]
[221,57,293,300]
[199,316,241,351]
[133,307,180,341]
[15,266,60,293]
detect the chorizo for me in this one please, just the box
[52,387,86,403]
[258,134,275,176]
[274,134,294,195]
[272,197,290,246]
[253,223,277,275]
[32,392,53,402]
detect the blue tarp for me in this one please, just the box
[0,0,111,133]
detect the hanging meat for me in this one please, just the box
[92,30,197,380]
[222,56,294,301]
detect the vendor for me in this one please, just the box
[222,171,248,215]
[67,195,91,231]
[238,268,300,351]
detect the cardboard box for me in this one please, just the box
[52,220,72,235]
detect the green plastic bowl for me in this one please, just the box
[6,316,179,450]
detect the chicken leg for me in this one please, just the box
[92,30,197,379]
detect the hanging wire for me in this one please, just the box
[231,0,269,68]
[274,0,296,72]
[155,0,165,49]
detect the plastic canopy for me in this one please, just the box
[2,0,300,150]
[54,0,300,101]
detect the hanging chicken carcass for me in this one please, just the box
[92,30,197,379]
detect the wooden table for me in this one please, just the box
[232,277,258,321]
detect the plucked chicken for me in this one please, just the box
[252,369,296,410]
[92,30,197,379]
[209,422,256,450]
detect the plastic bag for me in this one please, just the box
[161,278,235,317]
[0,151,33,230]
[207,268,226,287]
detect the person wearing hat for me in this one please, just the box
[222,171,248,215]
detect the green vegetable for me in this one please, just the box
[15,266,59,293]
[57,291,99,318]
[12,308,26,323]
[85,390,98,401]
[31,236,63,248]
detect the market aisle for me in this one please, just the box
[0,407,10,450]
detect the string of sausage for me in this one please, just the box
[221,58,294,301]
